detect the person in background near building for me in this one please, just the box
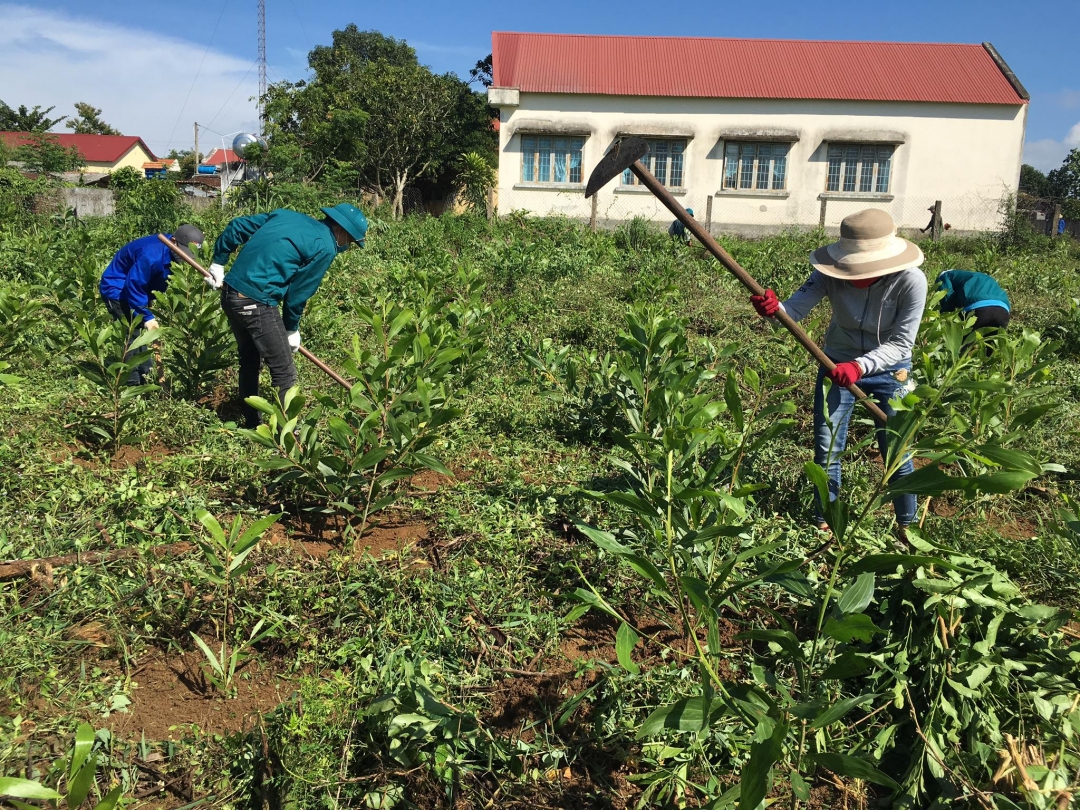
[749,209,928,543]
[99,224,205,386]
[1058,217,1067,236]
[936,269,1011,333]
[206,204,368,429]
[920,205,937,234]
[669,208,694,246]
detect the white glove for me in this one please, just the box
[286,331,301,353]
[144,318,160,331]
[206,263,225,290]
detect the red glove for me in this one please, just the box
[750,289,780,318]
[828,361,863,387]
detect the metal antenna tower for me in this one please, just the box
[257,0,267,124]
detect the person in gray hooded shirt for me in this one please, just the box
[751,209,927,542]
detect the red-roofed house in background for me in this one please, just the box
[0,132,158,176]
[198,148,246,195]
[487,33,1029,234]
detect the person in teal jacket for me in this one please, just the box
[935,270,1011,331]
[207,204,368,428]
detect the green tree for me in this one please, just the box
[1048,148,1080,201]
[166,148,197,179]
[307,25,417,74]
[354,60,462,218]
[1019,163,1052,198]
[65,102,120,135]
[469,53,493,87]
[0,100,66,131]
[16,133,84,176]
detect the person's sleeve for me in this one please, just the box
[936,271,957,312]
[856,272,928,376]
[212,213,271,265]
[281,248,334,332]
[126,253,158,321]
[779,270,828,323]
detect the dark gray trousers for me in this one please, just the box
[220,286,297,429]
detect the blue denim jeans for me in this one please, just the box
[221,286,297,429]
[812,361,917,527]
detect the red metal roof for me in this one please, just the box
[491,33,1026,105]
[0,132,156,162]
[202,148,242,166]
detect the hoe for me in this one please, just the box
[586,137,888,424]
[156,233,352,390]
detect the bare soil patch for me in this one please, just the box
[271,513,431,561]
[104,649,291,742]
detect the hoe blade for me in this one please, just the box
[585,137,649,198]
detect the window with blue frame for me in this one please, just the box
[621,139,686,188]
[521,135,585,184]
[826,144,893,193]
[722,142,789,191]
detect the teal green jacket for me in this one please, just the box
[936,270,1010,313]
[213,209,339,331]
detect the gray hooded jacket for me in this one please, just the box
[780,267,928,376]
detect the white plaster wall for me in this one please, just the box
[491,93,1026,234]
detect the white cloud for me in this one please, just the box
[1023,122,1080,172]
[0,4,263,157]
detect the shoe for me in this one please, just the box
[893,524,912,552]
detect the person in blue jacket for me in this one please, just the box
[99,224,205,385]
[669,208,694,246]
[206,204,368,429]
[935,269,1011,331]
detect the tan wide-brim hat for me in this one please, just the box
[810,208,924,280]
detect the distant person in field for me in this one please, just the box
[99,224,205,386]
[749,209,927,543]
[207,204,368,429]
[669,208,694,246]
[935,270,1011,333]
[1059,217,1067,235]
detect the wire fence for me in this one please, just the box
[493,186,1012,238]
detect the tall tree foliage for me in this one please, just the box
[1048,148,1080,201]
[65,102,120,135]
[260,28,496,214]
[15,133,84,176]
[0,100,65,131]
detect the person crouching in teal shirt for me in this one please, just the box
[206,204,368,428]
[935,270,1011,332]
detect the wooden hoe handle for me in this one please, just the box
[627,165,888,424]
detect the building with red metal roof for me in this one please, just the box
[0,132,158,175]
[488,32,1028,234]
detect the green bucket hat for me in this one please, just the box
[321,203,368,246]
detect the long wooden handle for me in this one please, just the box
[156,233,353,391]
[628,165,888,424]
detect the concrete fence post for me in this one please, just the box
[485,188,494,222]
[589,194,598,232]
[1051,204,1062,237]
[818,197,827,228]
[932,200,943,241]
[705,195,713,236]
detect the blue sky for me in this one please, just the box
[1,0,1076,170]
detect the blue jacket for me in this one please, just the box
[213,209,339,331]
[99,233,175,321]
[936,270,1010,313]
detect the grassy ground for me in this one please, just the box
[1,202,1079,808]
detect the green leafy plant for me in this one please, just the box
[151,263,234,400]
[454,151,495,214]
[190,510,282,697]
[71,315,158,451]
[0,722,123,809]
[245,269,487,540]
